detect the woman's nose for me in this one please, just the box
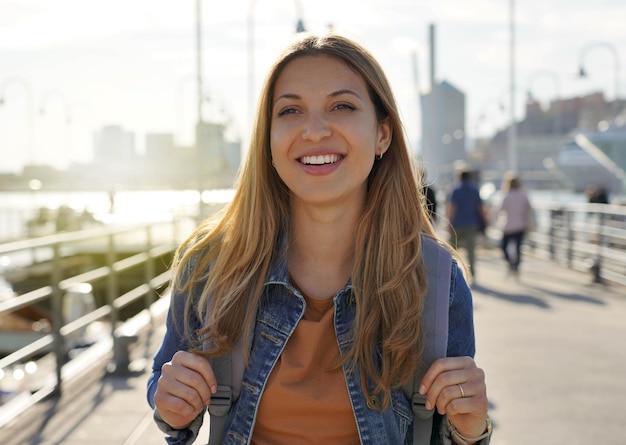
[302,112,331,142]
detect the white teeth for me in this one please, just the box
[300,154,341,165]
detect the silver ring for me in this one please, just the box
[458,383,466,398]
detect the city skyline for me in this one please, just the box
[1,0,625,173]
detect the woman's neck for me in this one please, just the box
[287,200,361,300]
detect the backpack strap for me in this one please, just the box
[403,236,452,444]
[206,311,247,444]
[207,354,232,445]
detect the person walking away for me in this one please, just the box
[446,169,487,278]
[495,173,532,275]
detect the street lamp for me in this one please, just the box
[0,76,35,165]
[578,41,621,118]
[508,0,517,173]
[247,0,307,130]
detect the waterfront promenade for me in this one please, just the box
[0,246,624,445]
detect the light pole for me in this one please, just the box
[508,0,517,173]
[247,0,306,130]
[526,70,561,134]
[578,41,621,118]
[0,77,35,166]
[195,0,205,220]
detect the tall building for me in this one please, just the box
[93,125,135,164]
[196,121,241,188]
[93,125,137,187]
[419,23,466,187]
[421,80,466,179]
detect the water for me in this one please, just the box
[0,189,236,241]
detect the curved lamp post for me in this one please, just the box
[578,42,621,118]
[0,76,35,165]
[246,0,306,130]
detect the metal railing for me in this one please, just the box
[0,218,194,427]
[525,202,626,286]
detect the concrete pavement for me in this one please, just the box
[471,248,626,444]
[1,246,624,444]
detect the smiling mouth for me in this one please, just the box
[299,154,344,165]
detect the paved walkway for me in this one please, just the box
[1,247,624,445]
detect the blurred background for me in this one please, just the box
[1,2,626,442]
[1,0,625,238]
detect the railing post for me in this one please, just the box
[145,224,155,323]
[566,210,574,268]
[106,232,120,362]
[51,242,65,396]
[548,208,557,260]
[592,212,606,283]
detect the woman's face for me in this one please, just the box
[270,54,391,209]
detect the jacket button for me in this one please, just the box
[367,395,381,409]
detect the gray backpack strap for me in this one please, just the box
[207,353,232,445]
[206,311,247,444]
[403,236,452,444]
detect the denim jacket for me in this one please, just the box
[147,242,488,445]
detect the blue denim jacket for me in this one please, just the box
[147,245,481,445]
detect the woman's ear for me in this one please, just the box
[376,117,392,154]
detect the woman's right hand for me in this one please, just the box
[153,350,218,429]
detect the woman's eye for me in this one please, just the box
[277,107,298,117]
[334,103,356,111]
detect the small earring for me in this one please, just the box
[376,152,384,160]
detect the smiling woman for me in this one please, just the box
[269,53,391,206]
[147,32,491,445]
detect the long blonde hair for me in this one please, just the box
[173,33,442,409]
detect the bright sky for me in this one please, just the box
[1,0,625,173]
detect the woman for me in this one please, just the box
[495,173,533,275]
[147,33,490,445]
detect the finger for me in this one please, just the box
[419,356,474,395]
[172,351,218,396]
[434,378,487,416]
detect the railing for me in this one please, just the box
[0,218,195,427]
[524,202,626,286]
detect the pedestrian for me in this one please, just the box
[494,173,533,275]
[147,33,491,445]
[422,178,438,225]
[446,169,487,278]
[585,184,609,204]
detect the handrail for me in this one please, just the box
[499,201,626,286]
[0,218,192,427]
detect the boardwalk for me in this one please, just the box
[1,247,624,445]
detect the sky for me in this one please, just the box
[1,0,625,173]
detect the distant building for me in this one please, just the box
[486,92,624,191]
[420,80,466,183]
[93,125,136,165]
[196,121,241,188]
[92,125,137,187]
[145,133,175,162]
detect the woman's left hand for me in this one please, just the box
[419,356,489,439]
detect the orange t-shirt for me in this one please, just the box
[251,294,360,444]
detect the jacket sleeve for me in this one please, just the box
[446,260,476,358]
[146,274,206,444]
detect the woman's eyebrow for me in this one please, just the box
[328,89,363,100]
[273,89,363,106]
